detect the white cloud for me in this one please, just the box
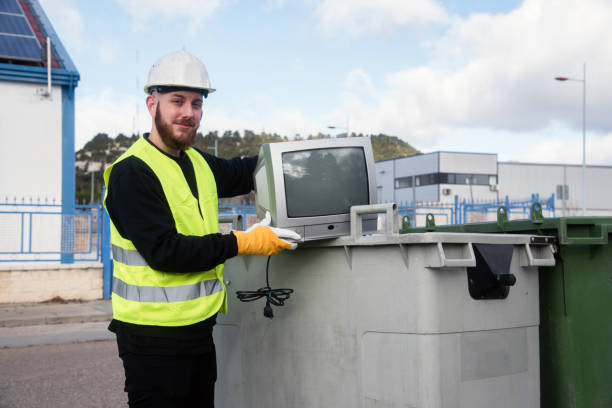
[75,89,149,150]
[334,0,612,164]
[520,131,612,165]
[205,107,321,139]
[39,0,84,51]
[116,0,223,28]
[316,0,448,35]
[75,88,322,150]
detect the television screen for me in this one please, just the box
[282,147,369,217]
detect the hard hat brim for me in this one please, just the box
[145,85,216,95]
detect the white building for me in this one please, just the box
[376,151,612,219]
[376,152,499,205]
[0,0,80,263]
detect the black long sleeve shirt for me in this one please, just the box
[106,134,257,347]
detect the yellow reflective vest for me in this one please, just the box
[103,137,226,326]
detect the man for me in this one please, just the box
[104,50,294,407]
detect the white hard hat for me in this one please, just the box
[144,50,215,96]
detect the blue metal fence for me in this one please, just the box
[1,194,554,263]
[217,194,555,228]
[0,200,103,263]
[395,194,555,227]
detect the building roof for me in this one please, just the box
[376,150,497,164]
[499,160,612,169]
[0,0,79,85]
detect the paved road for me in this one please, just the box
[0,340,127,408]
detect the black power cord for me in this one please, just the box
[236,256,293,319]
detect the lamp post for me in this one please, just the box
[328,118,350,138]
[202,139,218,156]
[555,62,586,216]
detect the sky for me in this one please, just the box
[39,0,612,165]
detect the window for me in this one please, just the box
[438,173,455,184]
[451,173,496,185]
[472,174,490,185]
[395,176,412,189]
[395,172,497,188]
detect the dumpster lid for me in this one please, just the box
[302,232,556,248]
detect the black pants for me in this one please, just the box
[117,340,217,408]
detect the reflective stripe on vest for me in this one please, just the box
[112,276,223,303]
[112,245,147,266]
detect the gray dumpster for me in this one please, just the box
[214,230,554,408]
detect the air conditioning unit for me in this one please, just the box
[489,184,499,192]
[442,188,452,196]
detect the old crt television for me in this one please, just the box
[254,137,378,241]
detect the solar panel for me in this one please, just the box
[0,0,21,14]
[0,0,42,62]
[0,33,41,61]
[0,13,34,36]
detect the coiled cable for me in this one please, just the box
[236,256,293,318]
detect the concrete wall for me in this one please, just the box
[0,81,63,201]
[439,184,498,204]
[396,184,439,204]
[498,162,612,216]
[394,153,438,176]
[0,80,65,260]
[439,152,497,174]
[0,263,103,303]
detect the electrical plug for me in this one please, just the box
[263,298,274,319]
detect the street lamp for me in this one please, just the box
[555,62,586,216]
[328,119,350,138]
[202,138,218,156]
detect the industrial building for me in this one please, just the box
[376,151,612,217]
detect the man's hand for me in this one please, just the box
[232,211,301,256]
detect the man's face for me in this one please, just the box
[153,90,203,151]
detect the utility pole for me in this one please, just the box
[203,139,218,156]
[90,171,95,203]
[555,63,587,215]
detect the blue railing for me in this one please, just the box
[0,201,103,263]
[1,194,555,262]
[218,194,555,228]
[395,194,555,227]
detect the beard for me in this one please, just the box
[154,103,198,151]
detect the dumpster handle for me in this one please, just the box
[350,203,399,241]
[520,243,556,267]
[559,220,612,245]
[425,242,476,268]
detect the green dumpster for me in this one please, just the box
[401,207,612,408]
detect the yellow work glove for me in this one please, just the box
[233,225,294,256]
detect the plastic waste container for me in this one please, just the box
[213,205,554,408]
[401,205,612,408]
